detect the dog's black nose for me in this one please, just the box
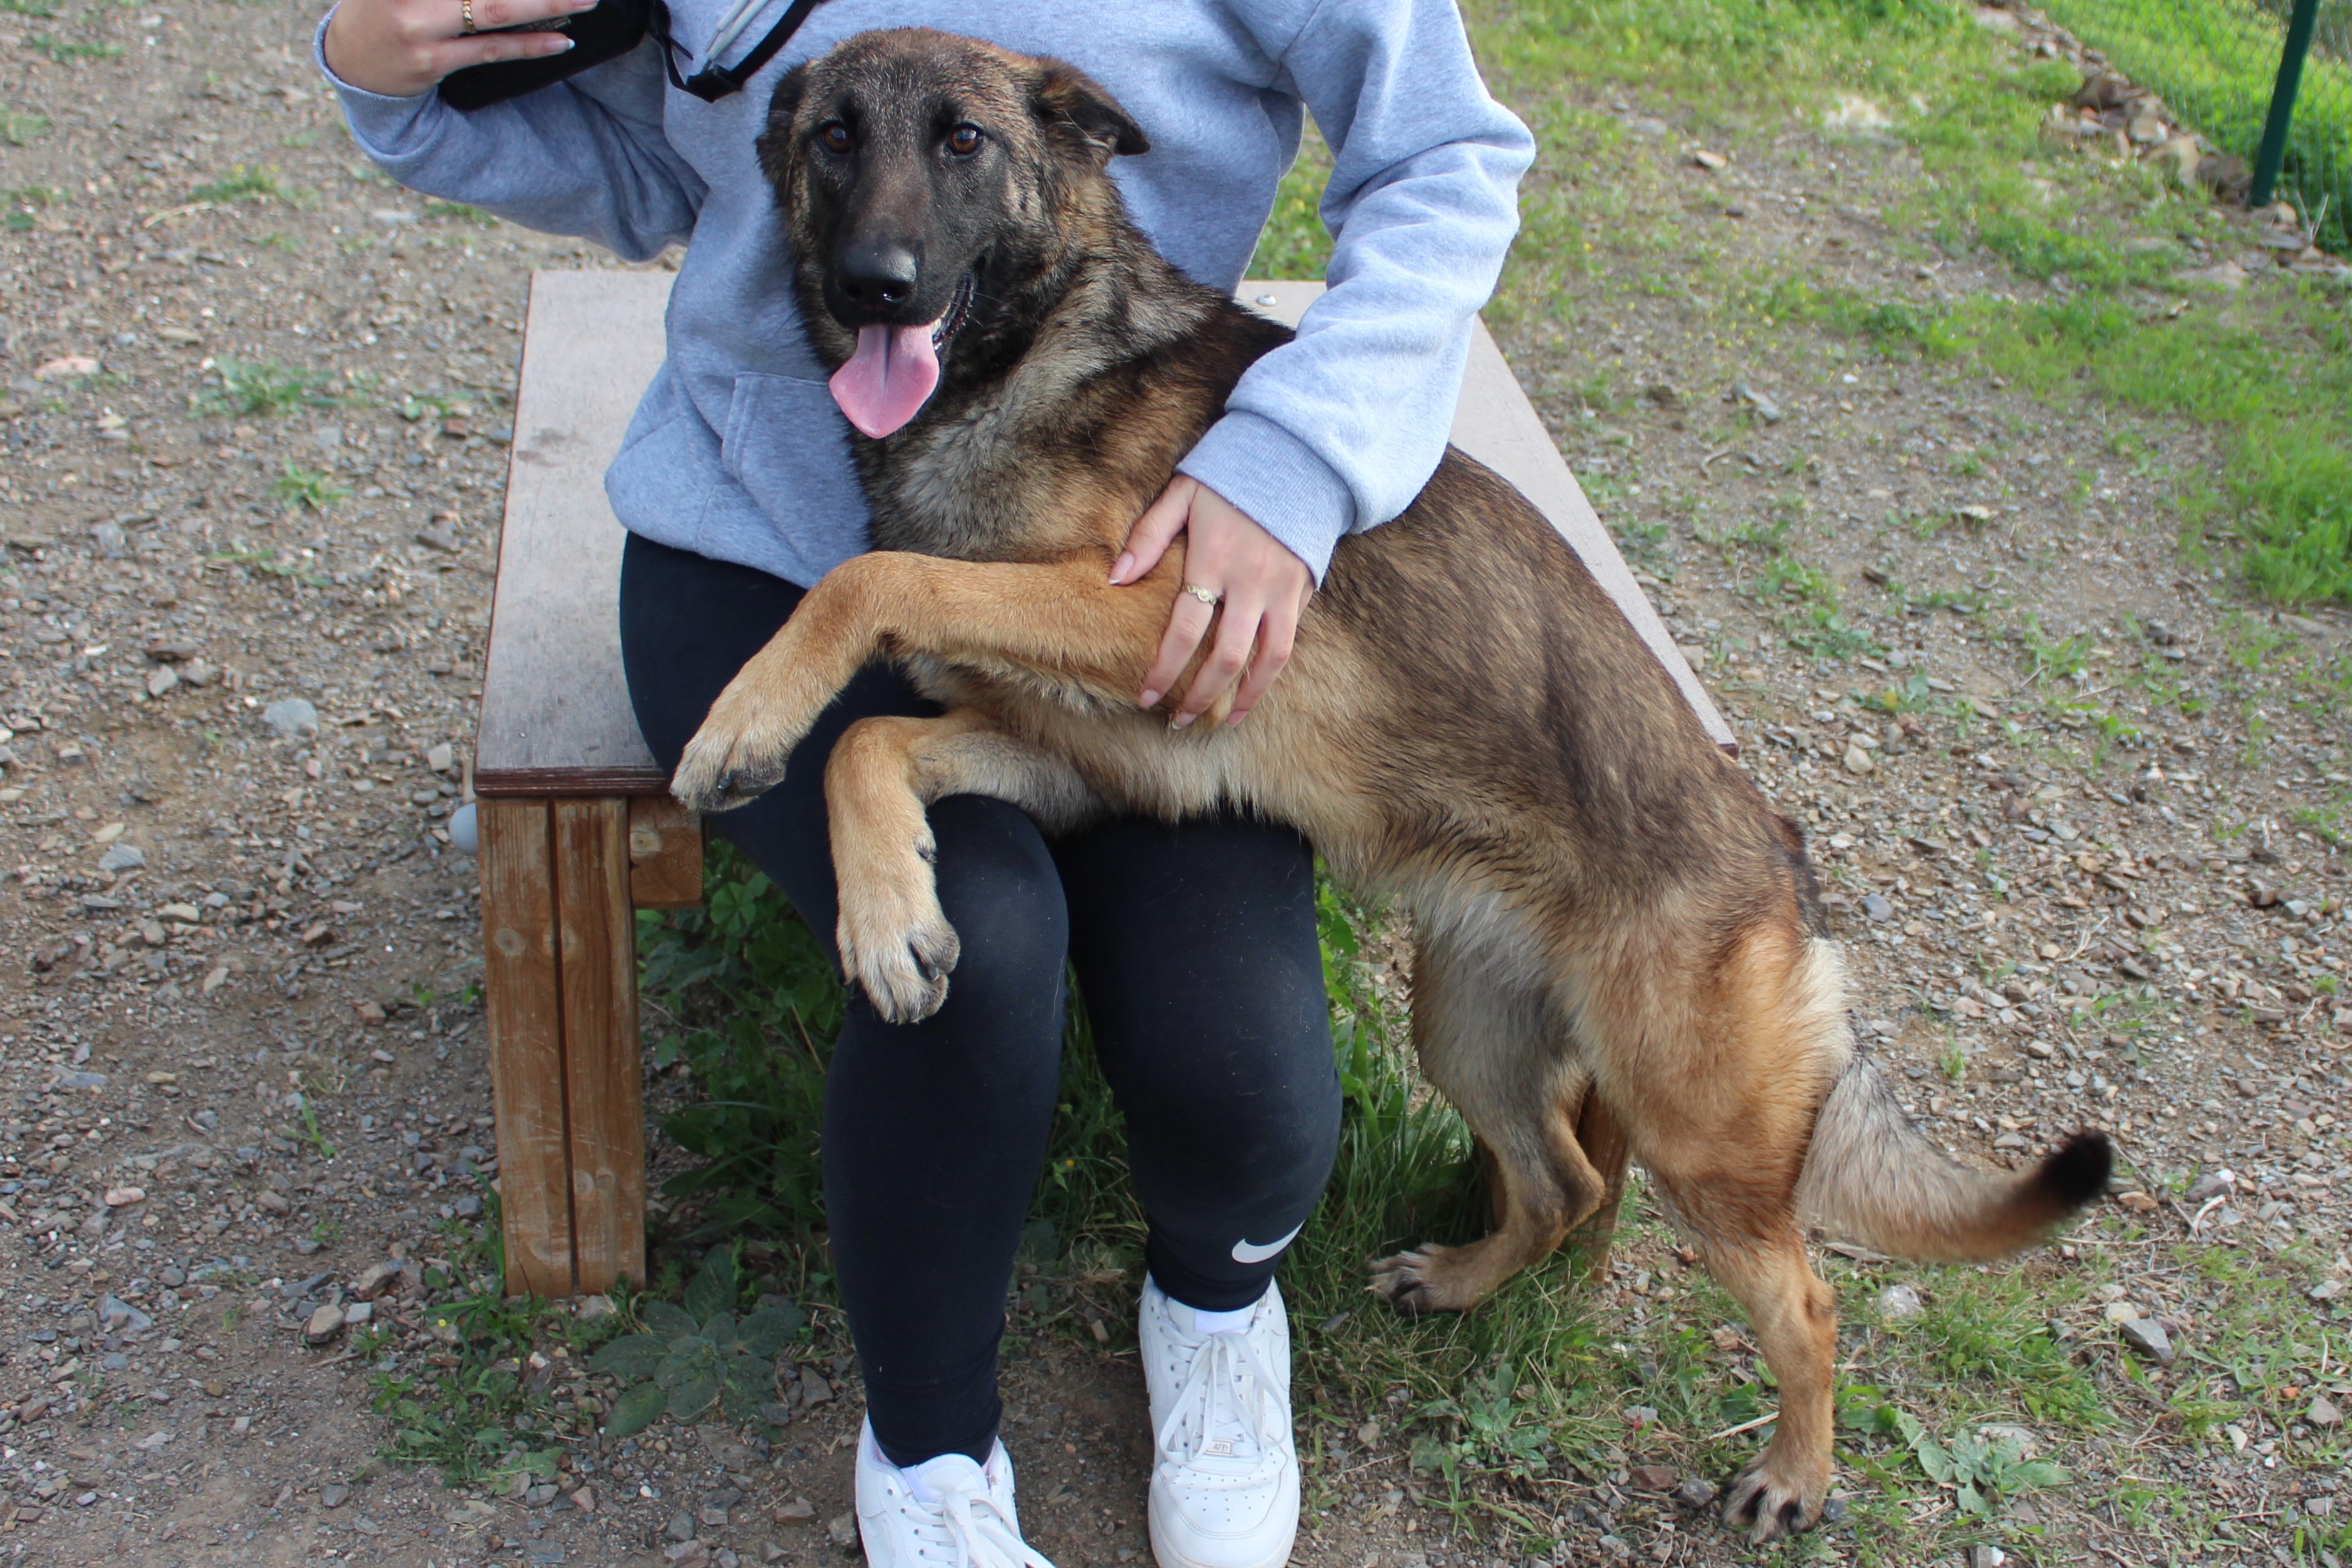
[837,241,919,312]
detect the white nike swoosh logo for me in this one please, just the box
[1229,1223,1303,1265]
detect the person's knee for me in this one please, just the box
[900,794,1069,1024]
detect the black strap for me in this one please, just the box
[652,0,825,102]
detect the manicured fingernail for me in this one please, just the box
[1110,553,1133,584]
[546,34,576,47]
[1170,712,1195,730]
[1138,688,1160,709]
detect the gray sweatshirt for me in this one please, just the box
[320,1,1531,586]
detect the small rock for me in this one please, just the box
[416,526,463,553]
[575,1292,617,1322]
[2310,1395,2343,1428]
[256,1189,291,1215]
[321,1484,350,1508]
[826,1513,858,1549]
[526,1483,560,1507]
[103,1186,146,1207]
[343,1301,374,1326]
[776,1498,816,1525]
[665,1545,710,1568]
[1861,893,1894,923]
[1875,1283,1923,1319]
[667,1512,698,1544]
[97,844,145,873]
[304,1304,346,1346]
[2184,1169,2235,1205]
[1628,1465,1678,1491]
[2118,1316,2174,1366]
[1673,1477,1716,1509]
[1730,382,1784,422]
[568,1485,598,1514]
[145,665,179,699]
[2175,261,2246,291]
[350,1262,401,1300]
[1624,1404,1658,1430]
[1691,148,1728,170]
[263,698,320,740]
[1978,1423,2039,1458]
[1843,744,1875,776]
[1966,1547,2007,1568]
[799,1366,833,1406]
[98,1295,154,1334]
[35,355,100,380]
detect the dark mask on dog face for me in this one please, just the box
[756,28,1149,437]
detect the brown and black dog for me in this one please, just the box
[672,28,2111,1540]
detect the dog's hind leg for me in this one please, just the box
[826,710,1103,1023]
[1584,921,1845,1542]
[1370,930,1606,1313]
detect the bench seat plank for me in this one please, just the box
[476,270,1730,798]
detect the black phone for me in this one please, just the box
[437,0,653,112]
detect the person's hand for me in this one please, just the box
[323,0,593,98]
[1111,475,1313,729]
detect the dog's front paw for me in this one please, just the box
[1720,1451,1826,1544]
[672,719,796,814]
[838,879,962,1025]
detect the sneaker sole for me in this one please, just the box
[1147,1492,1296,1568]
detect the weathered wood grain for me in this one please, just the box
[477,798,574,1297]
[628,796,705,910]
[553,799,646,1294]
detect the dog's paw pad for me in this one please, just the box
[843,911,962,1025]
[1721,1460,1822,1544]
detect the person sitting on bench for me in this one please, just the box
[315,3,1531,1565]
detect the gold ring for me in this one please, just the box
[459,0,476,33]
[1180,583,1222,608]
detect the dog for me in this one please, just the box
[670,28,2113,1541]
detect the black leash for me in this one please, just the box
[652,0,826,102]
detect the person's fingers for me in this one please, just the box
[422,25,577,74]
[1138,589,1217,710]
[1111,475,1197,585]
[467,0,593,30]
[1172,591,1266,727]
[1227,591,1301,723]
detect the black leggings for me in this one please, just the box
[619,535,1340,1470]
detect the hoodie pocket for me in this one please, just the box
[719,371,872,565]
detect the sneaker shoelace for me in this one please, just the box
[902,1475,1055,1568]
[1154,1314,1289,1485]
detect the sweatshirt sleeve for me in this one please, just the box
[1175,0,1532,581]
[315,9,705,262]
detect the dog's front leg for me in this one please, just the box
[675,550,1180,813]
[672,554,908,813]
[827,708,1103,1022]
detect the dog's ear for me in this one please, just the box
[756,62,813,184]
[1031,60,1150,162]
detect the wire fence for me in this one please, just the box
[2039,0,2352,253]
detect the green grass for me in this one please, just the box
[0,0,61,15]
[424,198,499,226]
[24,33,121,63]
[196,356,341,415]
[189,166,307,207]
[1,107,50,147]
[271,460,350,513]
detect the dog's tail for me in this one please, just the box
[1794,1039,2111,1262]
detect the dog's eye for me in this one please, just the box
[945,123,983,157]
[819,121,853,155]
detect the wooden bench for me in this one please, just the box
[474,269,1731,1299]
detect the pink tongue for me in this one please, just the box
[830,321,943,439]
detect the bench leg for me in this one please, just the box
[479,796,647,1298]
[1564,1084,1632,1277]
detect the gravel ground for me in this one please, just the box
[0,0,2346,1564]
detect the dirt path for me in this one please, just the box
[0,0,2346,1565]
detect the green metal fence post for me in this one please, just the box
[2251,0,2324,209]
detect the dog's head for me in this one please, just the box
[757,29,1150,438]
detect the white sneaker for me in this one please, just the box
[855,1417,1056,1568]
[1140,1277,1299,1568]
